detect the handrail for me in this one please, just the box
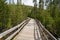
[0,18,30,40]
[36,20,57,40]
[5,19,30,40]
[58,38,60,40]
[39,23,48,40]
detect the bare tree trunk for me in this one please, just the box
[17,0,19,5]
[17,0,21,5]
[12,0,15,4]
[20,0,22,5]
[39,0,44,10]
[9,0,11,4]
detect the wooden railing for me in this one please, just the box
[0,18,30,40]
[36,20,57,40]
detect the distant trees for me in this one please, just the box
[30,0,37,18]
[38,0,60,38]
[12,0,14,4]
[39,0,44,11]
[9,0,11,4]
[0,0,60,38]
[39,0,60,38]
[0,0,10,32]
[29,0,60,38]
[17,0,22,5]
[0,0,31,33]
[45,0,60,37]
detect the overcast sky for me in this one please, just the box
[22,0,34,6]
[7,0,39,6]
[6,0,46,9]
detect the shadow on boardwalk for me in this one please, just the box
[34,25,41,40]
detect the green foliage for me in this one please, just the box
[29,0,60,38]
[0,0,31,32]
[0,0,60,38]
[0,0,9,32]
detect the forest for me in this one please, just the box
[0,0,32,33]
[29,0,60,38]
[0,0,60,38]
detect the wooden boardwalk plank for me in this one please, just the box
[13,19,42,40]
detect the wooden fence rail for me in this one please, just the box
[0,18,30,40]
[36,19,57,40]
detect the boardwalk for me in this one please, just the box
[13,19,42,40]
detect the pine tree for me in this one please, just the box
[0,0,10,32]
[39,0,44,10]
[33,0,37,18]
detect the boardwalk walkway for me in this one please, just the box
[13,19,42,40]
